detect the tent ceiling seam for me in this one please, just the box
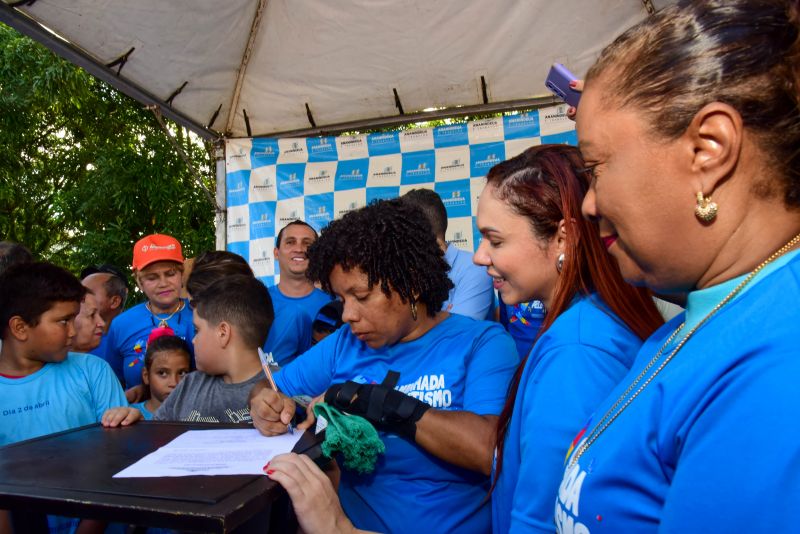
[225,0,268,135]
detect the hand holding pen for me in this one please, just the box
[257,348,294,435]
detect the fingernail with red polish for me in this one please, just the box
[266,469,275,475]
[569,80,577,88]
[262,462,270,470]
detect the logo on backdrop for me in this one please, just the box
[252,249,273,265]
[337,201,360,217]
[434,123,469,148]
[278,209,301,225]
[441,159,465,171]
[503,112,540,140]
[450,230,469,248]
[253,177,275,191]
[308,137,338,162]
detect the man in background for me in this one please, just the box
[81,264,130,366]
[402,189,494,320]
[265,220,332,366]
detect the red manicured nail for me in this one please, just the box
[569,80,577,88]
[262,462,270,470]
[266,469,275,475]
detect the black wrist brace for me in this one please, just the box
[324,371,430,440]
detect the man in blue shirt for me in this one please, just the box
[265,220,332,366]
[402,189,494,320]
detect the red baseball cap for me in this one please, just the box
[132,233,184,271]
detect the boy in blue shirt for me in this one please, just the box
[155,275,274,423]
[265,220,332,366]
[0,262,139,532]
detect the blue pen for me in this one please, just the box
[257,348,293,434]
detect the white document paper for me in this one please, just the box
[113,429,303,478]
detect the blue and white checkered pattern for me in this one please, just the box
[225,104,577,287]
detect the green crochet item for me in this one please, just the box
[313,402,385,475]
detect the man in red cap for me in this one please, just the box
[101,233,195,392]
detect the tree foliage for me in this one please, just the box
[0,23,216,292]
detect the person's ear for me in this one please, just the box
[554,219,569,254]
[141,366,150,386]
[685,102,743,194]
[7,316,29,342]
[217,321,231,348]
[109,295,123,311]
[133,272,144,293]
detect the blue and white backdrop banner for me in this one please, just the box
[225,104,576,287]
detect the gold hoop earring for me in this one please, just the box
[695,191,718,222]
[556,253,565,274]
[410,300,418,321]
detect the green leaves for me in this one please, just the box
[0,23,215,301]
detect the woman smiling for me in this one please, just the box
[473,144,664,533]
[557,0,800,531]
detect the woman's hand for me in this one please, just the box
[249,381,296,436]
[566,79,584,120]
[266,453,369,534]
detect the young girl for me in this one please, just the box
[131,334,191,420]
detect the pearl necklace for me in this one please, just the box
[145,300,185,328]
[569,232,800,467]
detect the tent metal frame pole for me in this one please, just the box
[0,2,220,141]
[226,0,268,135]
[248,95,562,139]
[213,142,227,250]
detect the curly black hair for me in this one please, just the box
[306,198,453,317]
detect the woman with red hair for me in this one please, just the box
[473,144,664,533]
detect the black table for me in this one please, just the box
[0,421,324,533]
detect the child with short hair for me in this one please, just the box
[0,262,138,533]
[155,275,274,423]
[131,334,191,420]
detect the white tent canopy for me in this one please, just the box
[1,0,670,140]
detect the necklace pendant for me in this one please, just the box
[158,319,169,328]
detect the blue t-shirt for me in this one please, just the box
[499,296,546,359]
[131,401,154,421]
[88,333,115,379]
[276,313,519,533]
[0,353,128,446]
[264,285,332,366]
[556,251,800,533]
[492,293,644,534]
[442,243,495,320]
[104,300,195,388]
